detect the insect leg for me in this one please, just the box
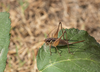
[52,31,66,47]
[64,31,73,54]
[49,45,52,55]
[53,22,61,38]
[47,22,64,39]
[47,22,62,38]
[69,40,85,44]
[52,31,66,55]
[55,47,61,56]
[59,22,65,40]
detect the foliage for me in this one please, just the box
[37,28,100,72]
[0,12,11,72]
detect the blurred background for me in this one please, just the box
[0,0,100,72]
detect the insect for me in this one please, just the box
[44,22,85,56]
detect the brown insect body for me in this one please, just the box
[45,38,84,46]
[44,38,68,46]
[44,22,85,56]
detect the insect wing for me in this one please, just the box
[47,22,63,38]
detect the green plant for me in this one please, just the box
[37,28,100,72]
[0,12,11,72]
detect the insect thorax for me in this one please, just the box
[45,38,56,45]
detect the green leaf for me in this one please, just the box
[37,28,100,72]
[0,12,11,72]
